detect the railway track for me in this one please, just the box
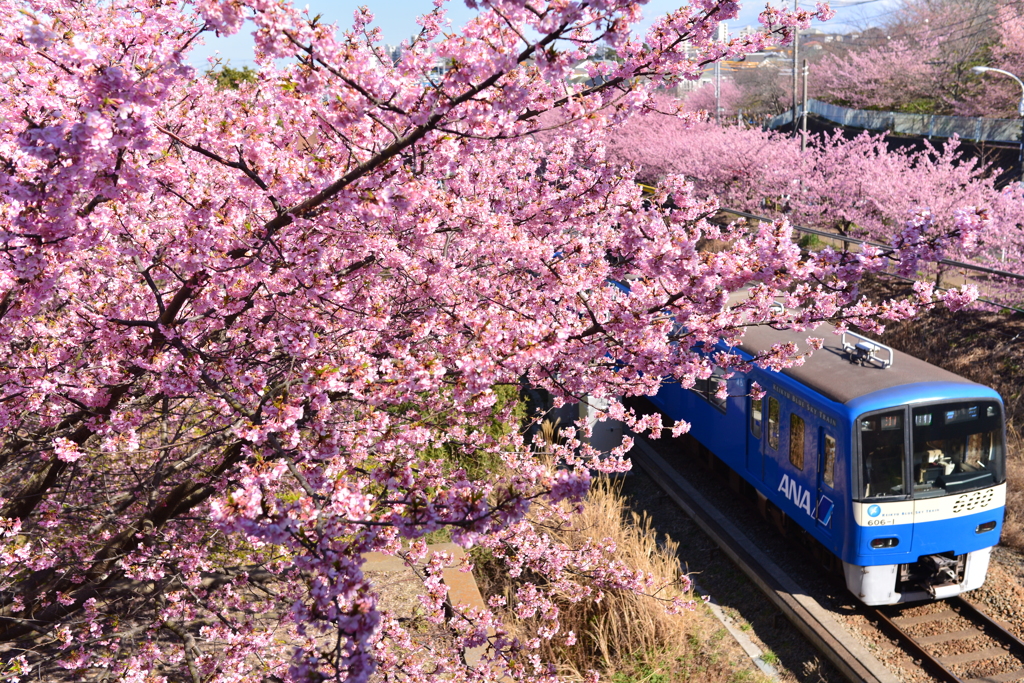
[873,597,1024,683]
[624,427,899,683]
[624,416,1024,683]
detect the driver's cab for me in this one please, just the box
[858,400,1005,502]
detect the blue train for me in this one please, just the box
[648,307,1007,606]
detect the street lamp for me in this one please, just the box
[972,65,1024,183]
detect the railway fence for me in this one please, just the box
[767,100,1023,144]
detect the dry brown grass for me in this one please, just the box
[474,477,769,682]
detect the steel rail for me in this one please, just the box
[871,596,1024,683]
[871,607,962,683]
[625,427,897,683]
[956,597,1024,653]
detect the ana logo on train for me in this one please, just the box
[778,474,814,517]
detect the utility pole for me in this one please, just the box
[714,60,721,125]
[714,22,727,125]
[801,59,809,151]
[791,0,799,137]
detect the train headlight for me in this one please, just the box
[976,521,997,534]
[870,537,899,549]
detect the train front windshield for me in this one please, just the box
[860,401,1005,500]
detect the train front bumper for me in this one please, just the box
[843,546,992,605]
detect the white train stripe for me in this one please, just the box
[852,484,1006,526]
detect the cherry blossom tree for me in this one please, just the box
[792,134,976,236]
[809,0,1024,116]
[807,36,943,112]
[790,133,1024,289]
[958,3,1024,118]
[602,115,1024,295]
[0,1,983,682]
[597,107,802,192]
[682,79,744,118]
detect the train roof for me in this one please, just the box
[734,318,980,406]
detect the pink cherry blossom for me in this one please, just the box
[0,0,985,681]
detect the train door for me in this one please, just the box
[816,427,837,536]
[782,409,818,525]
[747,389,781,482]
[746,388,768,480]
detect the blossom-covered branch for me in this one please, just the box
[0,1,981,682]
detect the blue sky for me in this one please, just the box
[188,0,894,69]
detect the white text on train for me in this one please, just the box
[778,474,814,517]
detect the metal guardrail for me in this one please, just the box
[636,183,1024,312]
[768,100,1022,144]
[718,207,1024,282]
[716,206,1024,314]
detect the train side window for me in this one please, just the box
[861,409,906,498]
[823,434,836,488]
[767,398,780,450]
[709,370,727,412]
[751,397,763,439]
[789,413,805,469]
[693,368,728,413]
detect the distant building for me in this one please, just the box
[568,58,618,87]
[736,25,769,39]
[735,50,789,68]
[382,44,402,65]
